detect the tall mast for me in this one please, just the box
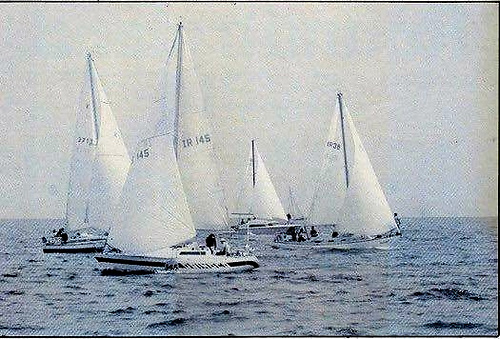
[251,139,256,188]
[87,53,100,145]
[338,92,349,188]
[173,22,183,159]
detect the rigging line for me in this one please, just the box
[87,53,100,145]
[82,54,103,227]
[338,92,349,188]
[251,139,256,188]
[173,22,183,159]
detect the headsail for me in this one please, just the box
[109,134,196,256]
[86,55,131,231]
[236,141,287,220]
[66,54,130,231]
[336,107,396,235]
[162,23,228,230]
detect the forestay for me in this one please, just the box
[109,134,196,256]
[163,23,228,230]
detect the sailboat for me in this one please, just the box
[274,92,401,249]
[94,133,259,274]
[160,22,229,231]
[232,140,302,235]
[43,53,130,253]
[94,23,258,274]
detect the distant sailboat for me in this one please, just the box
[160,22,229,231]
[43,53,130,253]
[275,92,401,249]
[95,23,258,274]
[232,140,301,234]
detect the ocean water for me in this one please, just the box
[0,217,497,336]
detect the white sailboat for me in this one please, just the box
[94,133,259,274]
[232,140,301,235]
[275,92,401,249]
[160,22,229,231]
[43,53,130,253]
[95,23,258,274]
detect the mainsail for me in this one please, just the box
[161,22,228,230]
[236,140,287,220]
[309,93,396,236]
[109,134,196,256]
[66,53,130,231]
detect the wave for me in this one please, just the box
[147,318,186,328]
[424,321,481,329]
[410,288,484,301]
[335,327,359,336]
[5,290,24,295]
[331,274,363,282]
[110,306,136,314]
[2,272,18,278]
[212,309,231,316]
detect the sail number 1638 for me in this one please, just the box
[326,141,341,150]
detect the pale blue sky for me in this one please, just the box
[0,3,497,218]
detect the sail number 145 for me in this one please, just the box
[182,134,211,148]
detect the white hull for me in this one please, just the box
[273,233,399,250]
[232,219,303,235]
[95,248,259,274]
[43,239,107,253]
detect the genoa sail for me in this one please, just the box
[66,54,130,232]
[109,134,196,256]
[161,23,228,230]
[335,109,396,236]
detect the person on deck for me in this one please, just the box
[310,226,318,237]
[206,233,217,254]
[297,228,307,242]
[394,213,402,235]
[217,238,230,256]
[286,213,292,224]
[61,231,69,243]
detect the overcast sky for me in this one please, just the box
[0,3,498,219]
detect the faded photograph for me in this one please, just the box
[0,3,498,336]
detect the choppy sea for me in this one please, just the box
[0,217,497,336]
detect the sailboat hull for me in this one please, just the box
[95,251,259,275]
[43,239,106,253]
[232,219,304,235]
[43,239,107,253]
[273,233,399,250]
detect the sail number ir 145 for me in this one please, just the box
[181,134,211,148]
